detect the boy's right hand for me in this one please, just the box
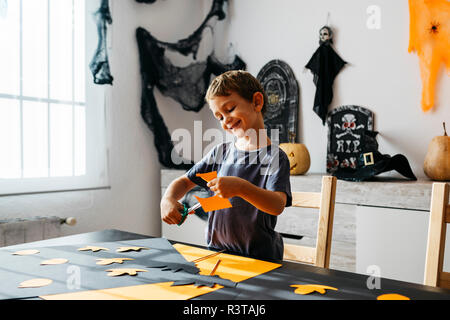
[160,197,185,225]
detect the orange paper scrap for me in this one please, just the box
[377,293,411,300]
[96,258,134,266]
[12,249,40,256]
[106,268,148,277]
[19,278,53,288]
[290,284,338,295]
[41,282,220,300]
[196,171,217,183]
[40,258,68,265]
[408,0,450,111]
[78,246,109,252]
[194,195,232,212]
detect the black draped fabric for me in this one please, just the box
[89,0,114,85]
[135,0,246,169]
[136,27,246,169]
[305,43,346,124]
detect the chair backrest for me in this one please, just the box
[283,175,337,268]
[424,182,450,288]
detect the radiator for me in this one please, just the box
[0,216,75,247]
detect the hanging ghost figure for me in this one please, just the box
[305,26,347,125]
[408,0,450,112]
[319,26,332,45]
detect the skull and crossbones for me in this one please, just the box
[334,114,365,139]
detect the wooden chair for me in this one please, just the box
[283,175,337,268]
[424,182,450,288]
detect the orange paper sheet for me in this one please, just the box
[40,243,281,300]
[194,195,232,212]
[196,171,217,182]
[377,293,410,300]
[173,243,281,283]
[290,284,338,295]
[41,282,220,300]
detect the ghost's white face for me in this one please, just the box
[320,28,331,43]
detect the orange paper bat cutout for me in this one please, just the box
[78,246,110,252]
[408,0,450,111]
[106,268,148,277]
[290,284,338,295]
[196,171,217,182]
[194,195,232,212]
[96,258,135,265]
[116,246,149,253]
[377,293,410,300]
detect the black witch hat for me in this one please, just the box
[333,130,417,181]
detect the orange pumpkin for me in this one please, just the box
[280,143,311,175]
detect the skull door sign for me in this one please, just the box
[326,105,373,173]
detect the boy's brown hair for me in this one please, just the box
[205,70,268,116]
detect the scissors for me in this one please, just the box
[177,202,202,226]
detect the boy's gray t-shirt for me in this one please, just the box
[186,142,292,262]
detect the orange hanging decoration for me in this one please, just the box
[408,0,450,112]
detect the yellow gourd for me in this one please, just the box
[424,122,450,181]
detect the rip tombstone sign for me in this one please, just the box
[326,105,374,173]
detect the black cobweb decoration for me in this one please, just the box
[135,0,246,169]
[89,0,114,85]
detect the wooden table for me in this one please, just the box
[4,229,450,301]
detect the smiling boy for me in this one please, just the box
[160,70,292,262]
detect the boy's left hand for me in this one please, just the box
[207,177,246,198]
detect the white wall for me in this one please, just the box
[0,1,448,240]
[204,0,450,176]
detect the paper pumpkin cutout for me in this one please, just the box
[12,249,40,256]
[40,258,68,265]
[19,278,53,288]
[377,293,411,300]
[96,258,135,265]
[116,246,149,253]
[408,0,450,111]
[77,246,110,252]
[290,284,338,295]
[106,268,148,277]
[196,171,217,183]
[194,195,232,212]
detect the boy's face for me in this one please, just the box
[209,91,264,138]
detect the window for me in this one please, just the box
[0,0,109,195]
